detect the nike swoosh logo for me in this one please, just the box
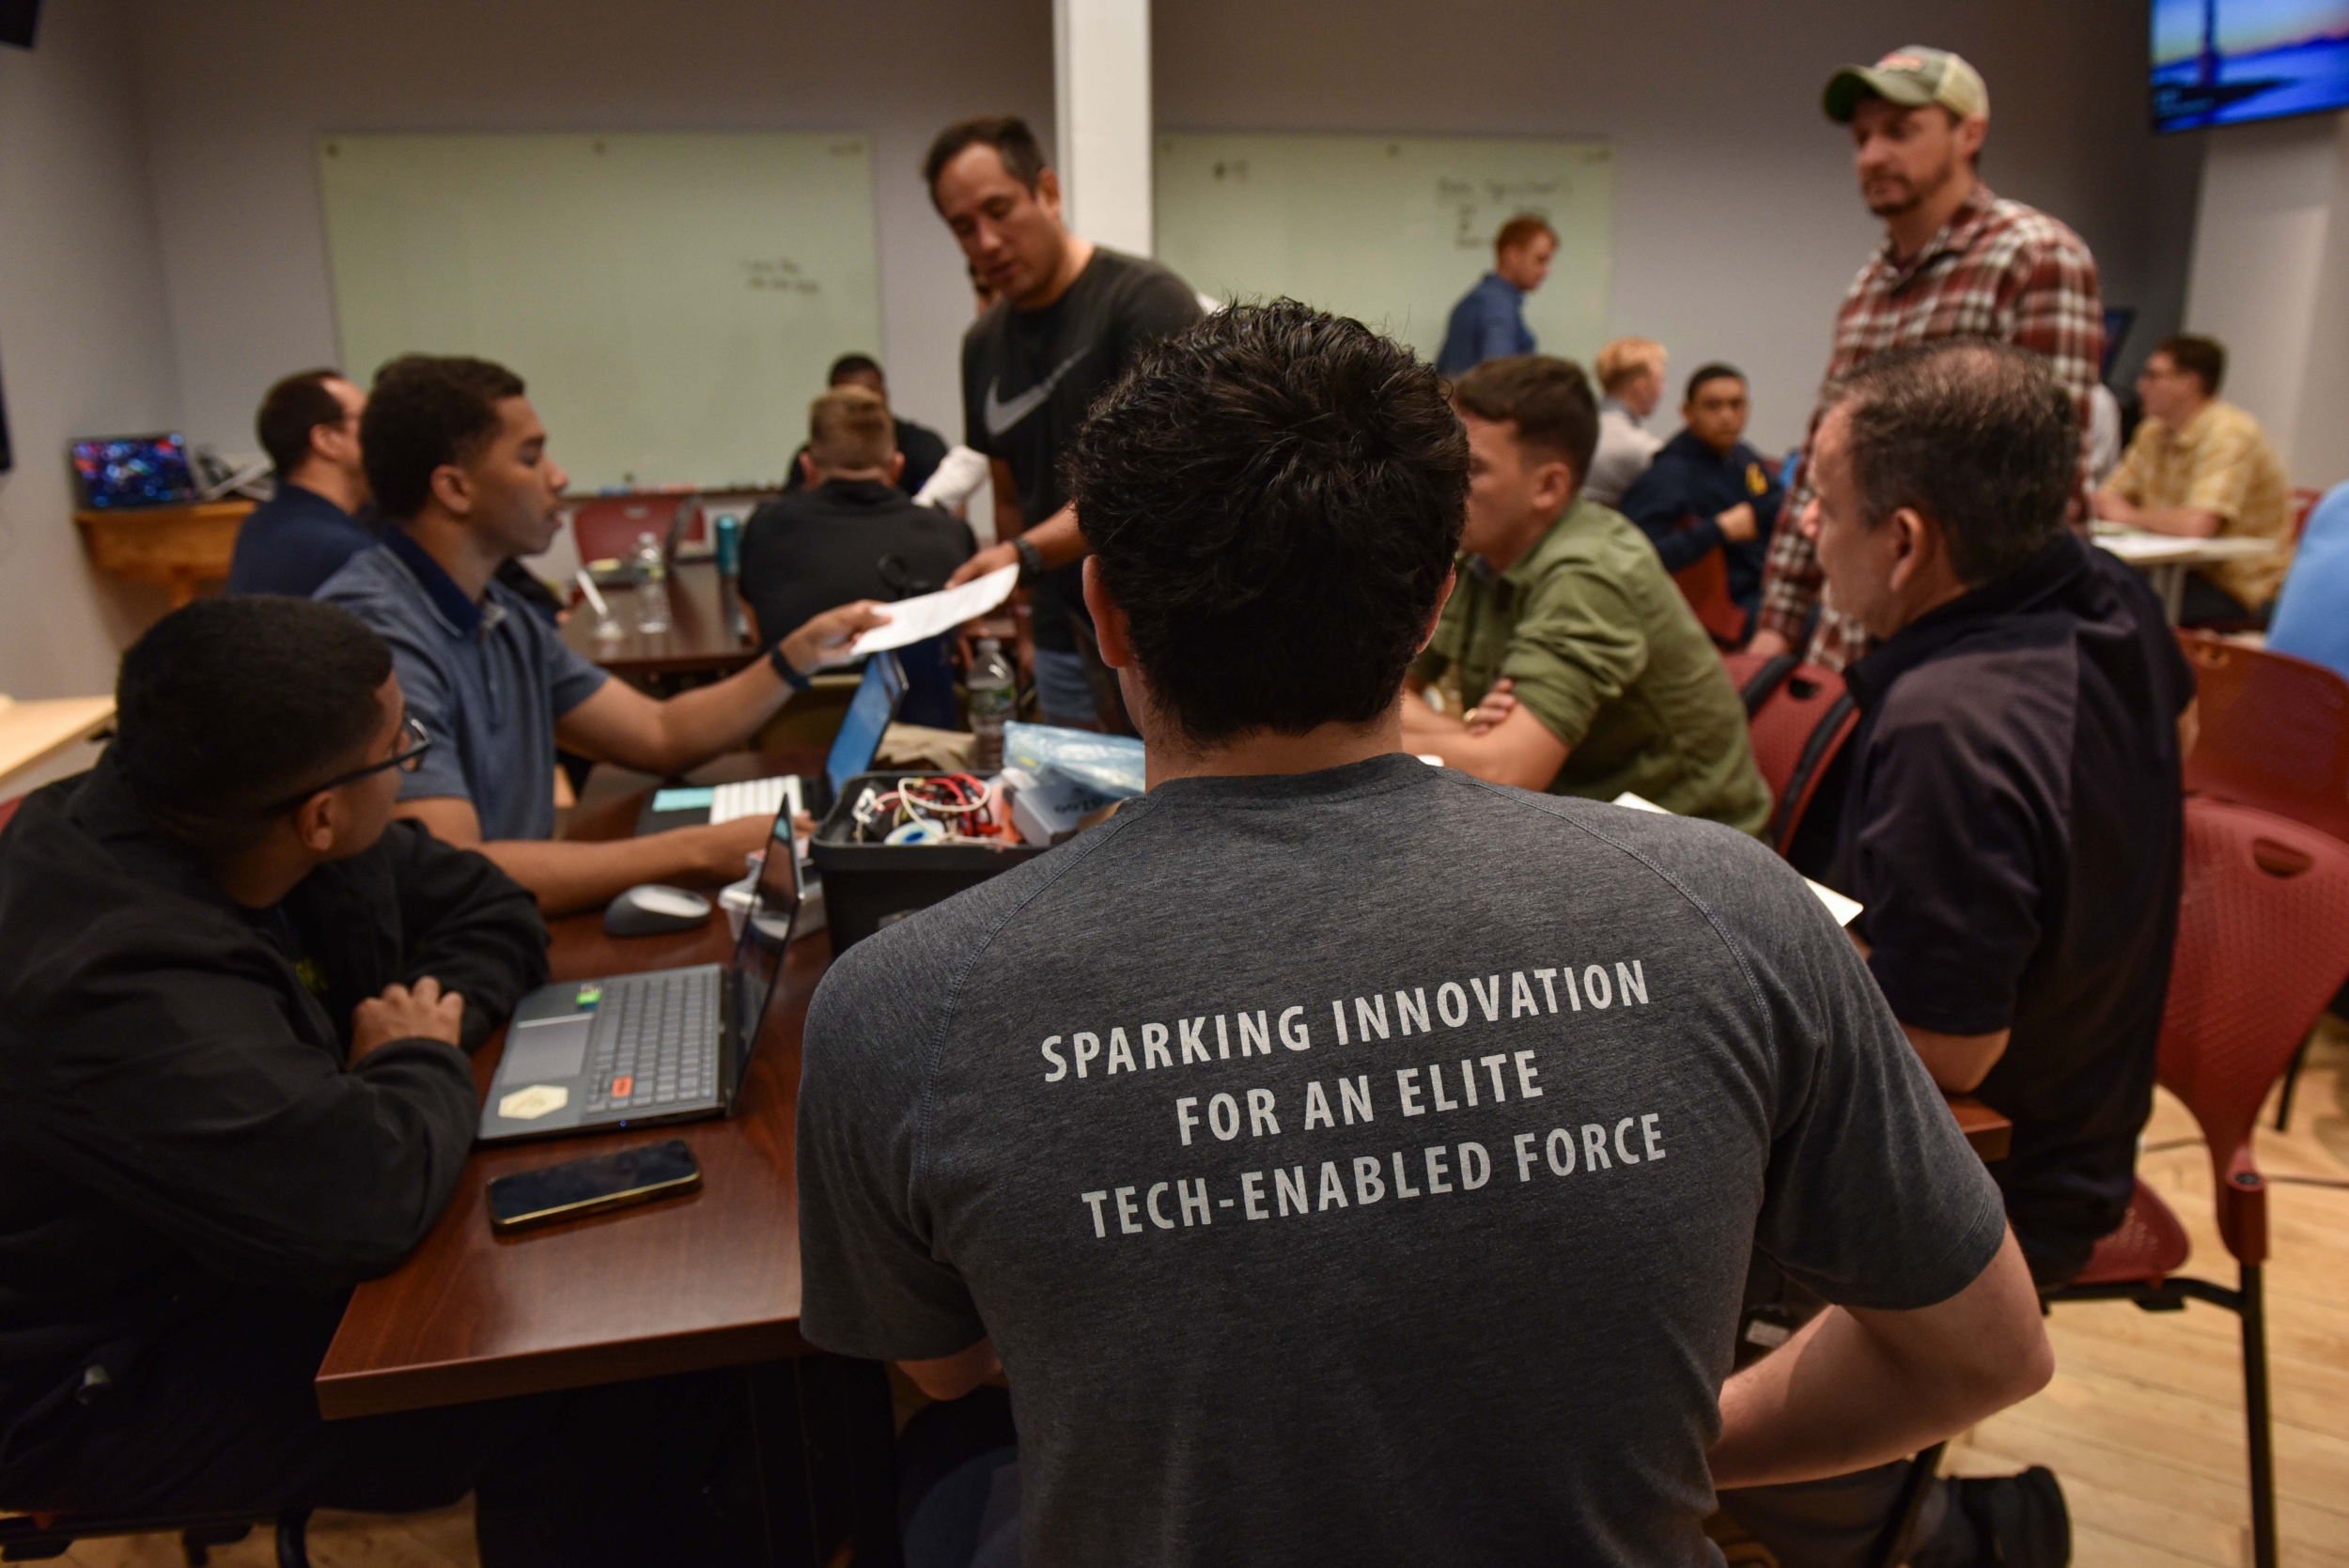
[983,347,1094,440]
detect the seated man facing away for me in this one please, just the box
[795,302,2053,1566]
[2094,333,2295,624]
[1619,362,1784,633]
[319,355,882,914]
[1724,340,2195,1566]
[226,368,376,597]
[781,352,952,499]
[741,384,974,729]
[0,598,786,1565]
[1401,354,1771,833]
[1583,334,1668,506]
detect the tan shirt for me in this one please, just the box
[2103,399,2295,607]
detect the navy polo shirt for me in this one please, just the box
[1831,534,2194,1282]
[225,483,379,598]
[316,530,608,842]
[1617,428,1785,614]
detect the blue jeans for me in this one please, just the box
[1030,647,1097,726]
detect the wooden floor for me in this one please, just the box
[62,1024,2349,1568]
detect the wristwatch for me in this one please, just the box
[1012,535,1046,584]
[769,643,813,691]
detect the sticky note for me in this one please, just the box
[499,1084,569,1122]
[652,786,717,812]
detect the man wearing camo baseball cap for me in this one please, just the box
[1748,43,2103,686]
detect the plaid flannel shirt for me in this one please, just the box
[1758,184,2104,669]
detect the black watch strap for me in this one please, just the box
[769,643,813,691]
[1012,535,1046,584]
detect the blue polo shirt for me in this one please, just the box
[225,483,378,598]
[316,530,608,842]
[1435,272,1535,377]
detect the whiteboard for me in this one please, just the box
[316,132,881,490]
[1155,133,1614,371]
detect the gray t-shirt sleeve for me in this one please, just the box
[796,923,990,1361]
[537,617,611,718]
[1703,835,2010,1310]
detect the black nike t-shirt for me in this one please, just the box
[961,248,1203,648]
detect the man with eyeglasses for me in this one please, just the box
[0,598,801,1565]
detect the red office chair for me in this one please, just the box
[1719,648,1797,717]
[2291,488,2321,541]
[1669,545,1749,650]
[2046,800,2349,1568]
[2178,632,2349,847]
[1743,663,1860,855]
[570,495,695,567]
[2173,631,2349,1126]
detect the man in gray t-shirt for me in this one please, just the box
[797,303,2052,1566]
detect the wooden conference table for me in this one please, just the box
[558,560,760,683]
[319,779,2014,1419]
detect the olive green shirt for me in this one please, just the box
[1415,497,1772,834]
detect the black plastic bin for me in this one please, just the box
[809,772,1047,955]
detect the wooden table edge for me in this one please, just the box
[316,1313,810,1421]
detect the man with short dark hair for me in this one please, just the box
[795,302,2053,1565]
[1435,214,1556,377]
[226,369,376,597]
[1724,340,2195,1566]
[2096,333,2294,622]
[781,352,953,498]
[1400,354,1770,831]
[319,355,882,914]
[0,598,793,1565]
[741,384,974,728]
[1750,46,2104,672]
[926,114,1204,727]
[1620,363,1784,631]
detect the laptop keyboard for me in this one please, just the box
[583,969,723,1115]
[708,775,801,825]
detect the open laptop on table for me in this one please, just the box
[477,801,802,1144]
[634,650,906,834]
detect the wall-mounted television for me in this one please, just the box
[2153,0,2349,132]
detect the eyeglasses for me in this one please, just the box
[259,715,432,815]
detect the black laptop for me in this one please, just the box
[476,801,802,1144]
[634,651,907,835]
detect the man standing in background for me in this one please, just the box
[928,115,1204,728]
[226,370,376,598]
[1583,336,1669,506]
[1435,215,1556,378]
[1749,45,2102,670]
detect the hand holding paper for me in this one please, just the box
[846,565,1021,658]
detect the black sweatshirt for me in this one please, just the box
[0,753,547,1423]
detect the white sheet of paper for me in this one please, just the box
[1610,791,1861,926]
[846,565,1019,657]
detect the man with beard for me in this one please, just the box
[1747,47,2103,672]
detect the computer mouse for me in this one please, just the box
[604,883,714,937]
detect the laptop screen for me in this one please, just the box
[727,808,802,1083]
[71,434,197,510]
[825,651,907,805]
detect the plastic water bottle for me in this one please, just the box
[968,638,1016,773]
[632,531,669,634]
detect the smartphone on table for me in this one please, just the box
[487,1138,702,1233]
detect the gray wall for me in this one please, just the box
[1159,0,2205,451]
[128,0,1054,460]
[0,0,186,706]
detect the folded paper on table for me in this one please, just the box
[845,565,1020,657]
[1611,791,1862,926]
